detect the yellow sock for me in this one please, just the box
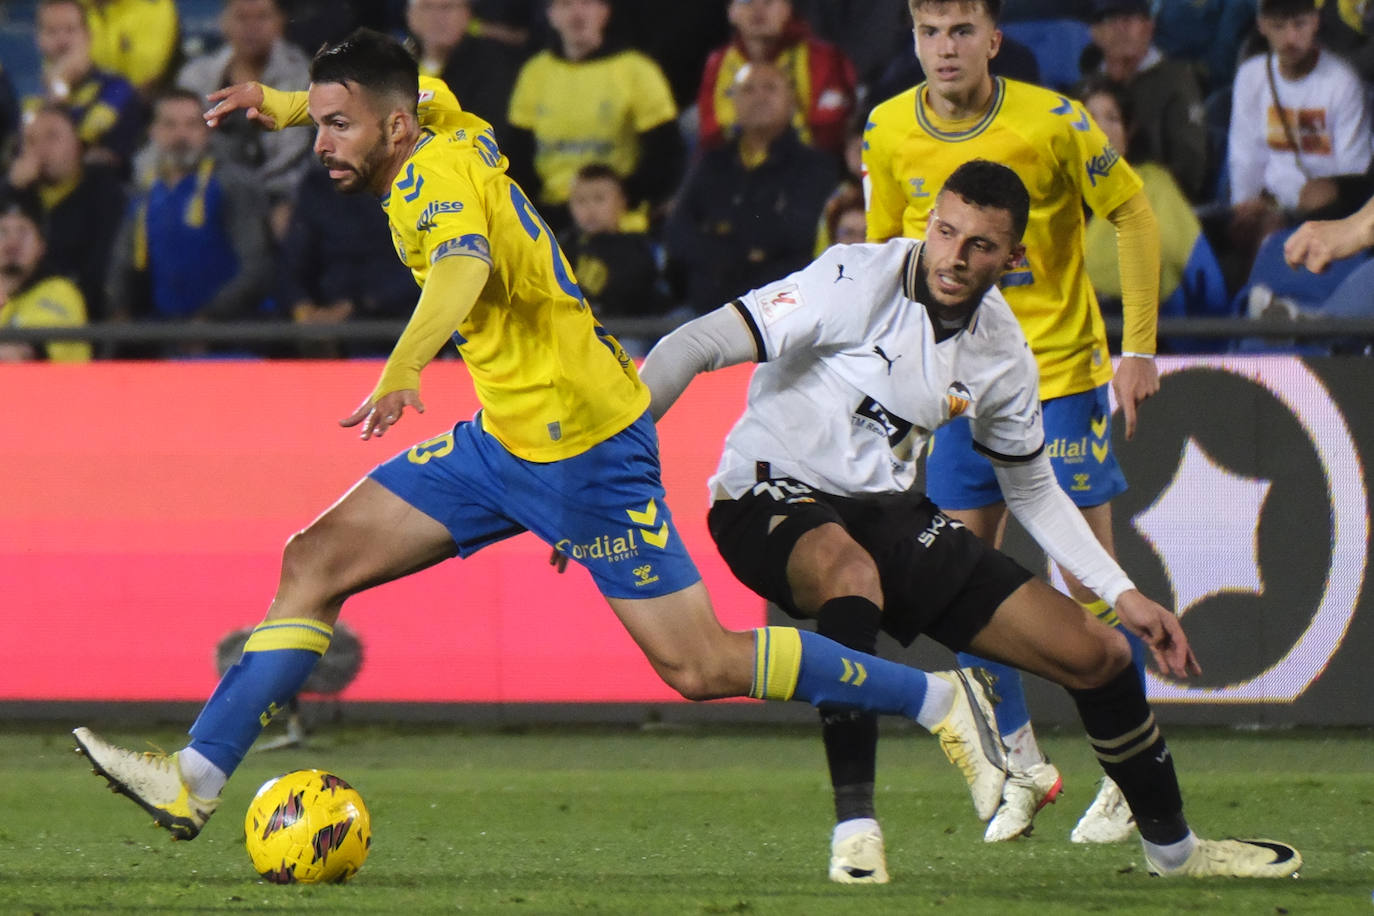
[749,626,802,700]
[1082,598,1118,628]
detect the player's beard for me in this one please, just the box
[323,136,391,196]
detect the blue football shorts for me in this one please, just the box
[925,384,1127,510]
[368,410,701,599]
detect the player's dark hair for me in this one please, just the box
[909,0,1001,22]
[941,159,1030,241]
[310,28,419,117]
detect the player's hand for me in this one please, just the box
[1283,218,1346,274]
[1112,590,1200,680]
[204,82,275,129]
[1112,356,1158,441]
[340,389,425,440]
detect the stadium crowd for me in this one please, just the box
[1,0,1373,360]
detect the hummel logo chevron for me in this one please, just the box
[840,658,868,687]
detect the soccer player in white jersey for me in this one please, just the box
[640,159,1301,883]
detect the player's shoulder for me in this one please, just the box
[970,286,1029,353]
[997,78,1084,132]
[867,85,919,129]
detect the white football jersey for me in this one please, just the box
[710,239,1044,500]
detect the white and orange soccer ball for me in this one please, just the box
[244,769,372,884]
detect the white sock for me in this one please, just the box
[178,746,228,799]
[915,673,955,729]
[833,817,881,844]
[1142,831,1198,872]
[1002,722,1044,772]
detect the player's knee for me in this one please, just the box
[1064,628,1133,690]
[657,662,731,702]
[279,527,352,603]
[789,528,882,610]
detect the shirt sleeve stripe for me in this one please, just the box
[731,298,767,363]
[973,438,1045,463]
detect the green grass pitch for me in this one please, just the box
[4,722,1369,914]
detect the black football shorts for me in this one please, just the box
[707,476,1034,652]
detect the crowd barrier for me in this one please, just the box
[2,355,1370,725]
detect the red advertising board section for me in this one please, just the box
[0,361,764,702]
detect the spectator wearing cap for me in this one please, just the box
[0,187,91,363]
[1081,0,1210,202]
[1227,0,1373,262]
[696,0,858,159]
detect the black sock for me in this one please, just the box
[817,595,882,823]
[1068,665,1189,845]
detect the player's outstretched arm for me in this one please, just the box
[203,82,310,131]
[639,304,758,420]
[341,255,489,439]
[1284,195,1374,273]
[1112,590,1201,679]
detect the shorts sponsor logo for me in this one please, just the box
[1045,435,1107,464]
[758,282,803,324]
[633,564,659,587]
[550,500,672,565]
[917,511,964,548]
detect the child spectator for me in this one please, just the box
[559,163,668,328]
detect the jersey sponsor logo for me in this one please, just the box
[854,396,923,461]
[415,200,465,231]
[757,282,804,324]
[418,88,435,103]
[1085,145,1122,186]
[946,381,972,419]
[835,263,855,283]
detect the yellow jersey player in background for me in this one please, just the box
[817,0,1166,872]
[70,30,1028,870]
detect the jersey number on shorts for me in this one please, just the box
[509,183,585,306]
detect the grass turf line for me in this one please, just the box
[4,723,1369,914]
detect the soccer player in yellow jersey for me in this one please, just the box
[70,30,1024,862]
[852,0,1165,854]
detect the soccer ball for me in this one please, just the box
[244,769,372,884]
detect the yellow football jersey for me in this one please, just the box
[864,77,1143,399]
[0,276,91,362]
[383,100,648,463]
[506,50,677,206]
